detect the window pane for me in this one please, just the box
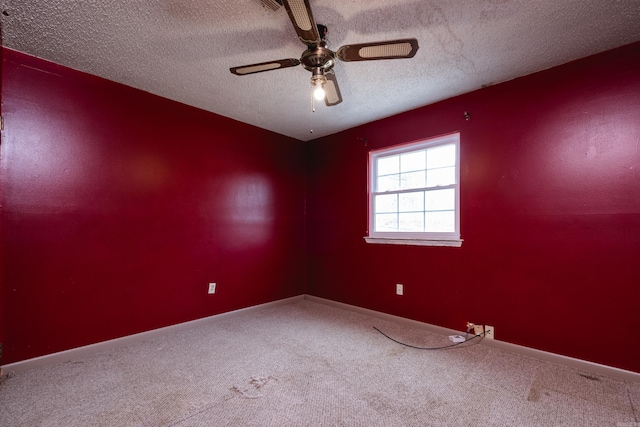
[378,155,399,175]
[399,191,424,212]
[400,171,426,190]
[425,211,455,232]
[376,213,398,231]
[426,167,455,187]
[427,144,456,169]
[378,174,400,192]
[400,150,425,172]
[425,188,455,211]
[375,194,397,213]
[399,212,424,232]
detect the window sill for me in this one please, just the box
[363,237,463,247]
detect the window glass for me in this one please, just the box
[425,188,454,211]
[400,150,426,172]
[377,155,399,175]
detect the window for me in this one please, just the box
[365,133,462,247]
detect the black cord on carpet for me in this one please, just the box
[373,326,486,350]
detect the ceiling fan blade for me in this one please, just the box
[324,71,342,106]
[260,0,283,11]
[282,0,321,46]
[230,59,300,75]
[336,38,419,62]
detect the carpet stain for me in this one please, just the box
[231,375,278,399]
[527,387,552,402]
[0,371,15,386]
[578,373,602,382]
[388,348,405,357]
[527,387,540,402]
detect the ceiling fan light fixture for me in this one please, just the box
[311,68,327,101]
[313,81,326,101]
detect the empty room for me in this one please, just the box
[1,1,639,426]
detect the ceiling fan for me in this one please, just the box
[230,0,419,106]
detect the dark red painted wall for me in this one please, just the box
[3,42,640,374]
[306,42,640,373]
[0,49,306,364]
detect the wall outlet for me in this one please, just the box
[473,324,484,335]
[396,284,403,295]
[208,283,216,294]
[484,325,494,339]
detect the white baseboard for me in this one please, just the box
[304,295,640,383]
[1,295,304,375]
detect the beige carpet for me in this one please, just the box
[1,299,639,426]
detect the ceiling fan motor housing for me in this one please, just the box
[301,43,335,72]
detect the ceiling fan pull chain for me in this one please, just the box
[310,92,315,134]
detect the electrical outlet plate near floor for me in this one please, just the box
[484,325,494,339]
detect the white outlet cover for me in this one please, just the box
[396,284,403,295]
[448,335,466,343]
[484,325,494,339]
[208,283,216,294]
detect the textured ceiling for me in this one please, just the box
[1,0,640,141]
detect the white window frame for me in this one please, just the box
[364,132,462,247]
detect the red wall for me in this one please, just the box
[0,49,307,364]
[2,41,640,373]
[306,42,640,373]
